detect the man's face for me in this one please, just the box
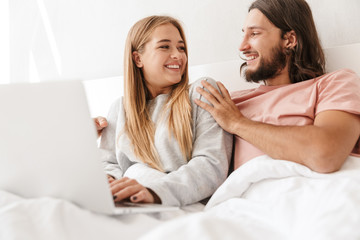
[239,9,288,83]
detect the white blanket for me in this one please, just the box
[143,155,360,240]
[2,155,360,239]
[0,189,203,240]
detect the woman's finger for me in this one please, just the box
[130,189,154,203]
[113,182,143,202]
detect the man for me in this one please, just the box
[97,0,360,174]
[194,0,360,173]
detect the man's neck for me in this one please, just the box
[264,67,291,86]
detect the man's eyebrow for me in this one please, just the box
[156,39,185,44]
[242,26,266,32]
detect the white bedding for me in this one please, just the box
[0,189,202,240]
[2,155,360,240]
[142,155,360,240]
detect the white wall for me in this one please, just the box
[8,0,360,83]
[0,0,10,84]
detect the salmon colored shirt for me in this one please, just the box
[231,69,360,170]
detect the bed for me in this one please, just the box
[1,43,360,240]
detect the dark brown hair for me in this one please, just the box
[248,0,325,83]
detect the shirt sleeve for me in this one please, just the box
[99,98,123,179]
[144,78,233,206]
[316,69,360,156]
[316,69,360,116]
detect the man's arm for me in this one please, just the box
[195,80,360,173]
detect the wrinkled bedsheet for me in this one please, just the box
[143,155,360,240]
[1,155,360,240]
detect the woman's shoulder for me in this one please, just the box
[188,77,219,98]
[105,97,123,120]
[110,97,122,110]
[189,77,218,89]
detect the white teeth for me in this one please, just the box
[166,65,180,69]
[246,56,257,61]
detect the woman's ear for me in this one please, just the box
[132,51,143,68]
[284,30,297,49]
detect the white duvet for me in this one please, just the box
[1,155,360,240]
[143,155,360,240]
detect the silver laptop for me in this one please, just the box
[0,80,178,215]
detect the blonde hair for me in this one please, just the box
[122,15,193,171]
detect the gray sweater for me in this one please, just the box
[99,78,233,206]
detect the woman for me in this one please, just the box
[100,15,232,206]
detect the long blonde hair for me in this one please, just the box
[122,15,193,171]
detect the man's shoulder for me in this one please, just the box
[230,88,257,98]
[315,68,359,83]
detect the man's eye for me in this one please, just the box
[251,32,259,37]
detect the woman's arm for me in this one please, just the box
[99,99,124,179]
[143,78,233,206]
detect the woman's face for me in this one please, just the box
[133,23,187,98]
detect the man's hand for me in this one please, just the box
[94,116,108,137]
[194,80,244,135]
[110,177,160,204]
[194,80,360,173]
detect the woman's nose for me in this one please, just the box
[170,49,184,60]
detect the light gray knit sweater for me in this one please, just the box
[99,78,233,206]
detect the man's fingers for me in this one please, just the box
[200,80,224,101]
[216,81,232,101]
[196,86,222,107]
[194,98,213,113]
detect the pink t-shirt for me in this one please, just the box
[231,68,360,169]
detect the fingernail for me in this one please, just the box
[113,195,117,200]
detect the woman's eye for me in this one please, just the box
[159,45,170,49]
[251,32,259,37]
[178,46,186,51]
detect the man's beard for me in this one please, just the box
[241,44,287,83]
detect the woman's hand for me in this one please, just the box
[94,116,108,137]
[110,177,160,204]
[107,175,115,184]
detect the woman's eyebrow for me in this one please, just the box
[156,39,184,44]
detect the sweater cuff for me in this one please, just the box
[144,181,180,206]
